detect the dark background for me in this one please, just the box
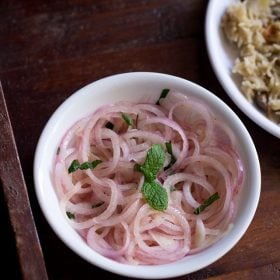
[1,0,279,279]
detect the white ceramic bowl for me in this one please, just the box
[205,0,280,138]
[34,72,261,279]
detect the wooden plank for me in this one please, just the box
[208,263,280,280]
[0,83,48,280]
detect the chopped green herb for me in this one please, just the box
[66,211,75,219]
[156,89,170,105]
[68,159,102,173]
[79,160,102,170]
[122,113,133,126]
[68,160,80,173]
[142,181,168,211]
[135,144,165,182]
[56,147,60,155]
[193,192,220,215]
[105,121,114,130]
[135,144,168,211]
[92,202,104,208]
[164,141,176,170]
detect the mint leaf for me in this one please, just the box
[138,166,156,182]
[142,181,168,211]
[193,192,220,215]
[156,89,170,105]
[135,144,168,211]
[66,211,75,219]
[122,113,133,126]
[68,159,102,173]
[80,160,102,170]
[136,144,165,182]
[68,160,80,173]
[164,141,176,170]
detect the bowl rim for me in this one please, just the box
[205,0,280,138]
[33,72,261,279]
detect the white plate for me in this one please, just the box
[205,0,280,138]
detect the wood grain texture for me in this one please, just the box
[208,263,280,280]
[0,0,279,279]
[0,84,48,280]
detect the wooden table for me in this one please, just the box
[1,0,279,279]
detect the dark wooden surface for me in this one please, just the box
[0,0,279,279]
[0,84,48,279]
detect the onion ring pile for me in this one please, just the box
[54,91,244,265]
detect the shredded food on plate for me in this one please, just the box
[222,0,280,123]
